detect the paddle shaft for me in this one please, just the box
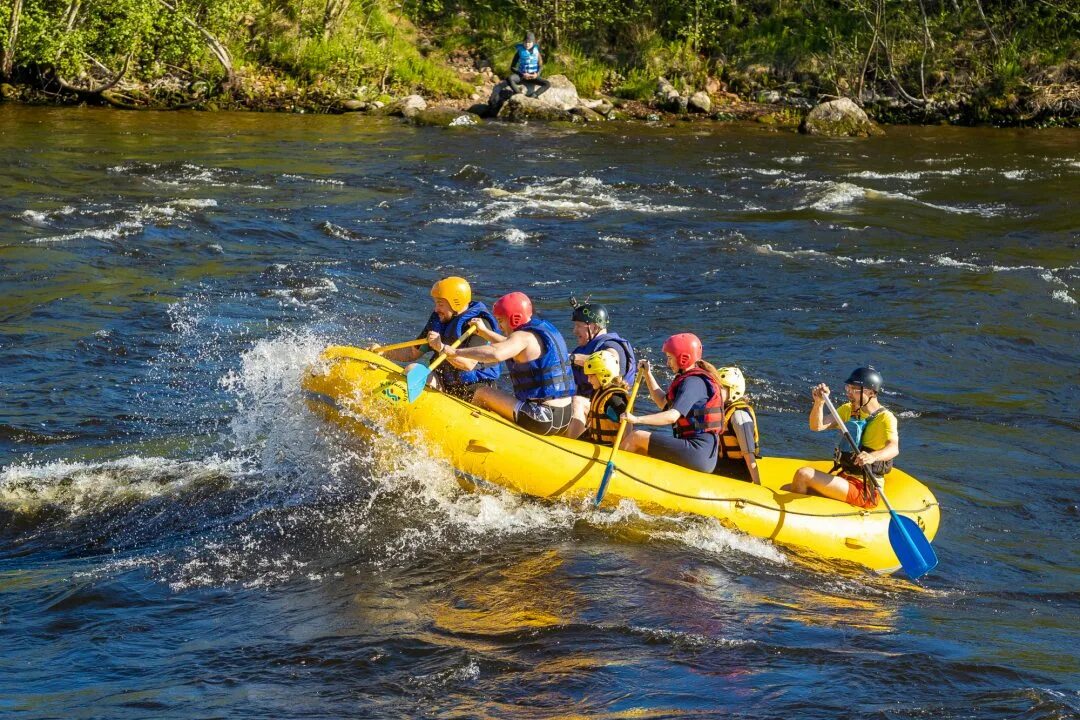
[594,369,646,506]
[371,337,430,354]
[428,325,478,373]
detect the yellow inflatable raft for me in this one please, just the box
[303,346,940,574]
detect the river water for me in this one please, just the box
[1,106,1077,718]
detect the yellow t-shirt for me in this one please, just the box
[836,402,898,450]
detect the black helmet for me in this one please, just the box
[571,303,609,327]
[845,366,883,392]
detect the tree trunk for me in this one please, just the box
[157,0,236,90]
[2,0,24,80]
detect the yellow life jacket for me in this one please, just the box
[719,399,759,460]
[586,385,628,446]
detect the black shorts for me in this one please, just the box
[514,399,573,436]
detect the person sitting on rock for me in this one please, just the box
[564,301,636,439]
[579,350,630,447]
[376,276,500,400]
[508,31,550,99]
[432,291,576,436]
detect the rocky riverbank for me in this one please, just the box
[1,60,1076,131]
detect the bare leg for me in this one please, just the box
[472,385,519,422]
[564,395,590,439]
[621,428,650,454]
[787,466,852,501]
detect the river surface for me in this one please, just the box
[1,106,1078,718]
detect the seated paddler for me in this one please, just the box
[579,350,631,446]
[565,300,637,439]
[508,31,550,98]
[431,291,576,436]
[620,333,725,474]
[712,366,763,485]
[787,366,898,508]
[376,276,500,400]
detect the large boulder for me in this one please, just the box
[497,93,575,123]
[570,105,606,123]
[409,107,482,127]
[395,94,427,118]
[799,97,885,137]
[487,74,580,116]
[688,91,712,114]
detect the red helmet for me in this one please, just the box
[493,292,533,331]
[662,333,702,370]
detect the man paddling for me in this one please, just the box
[377,276,500,400]
[564,301,636,439]
[431,291,576,436]
[787,367,899,507]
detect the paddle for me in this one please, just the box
[405,325,478,403]
[369,338,430,355]
[822,394,938,580]
[593,371,645,507]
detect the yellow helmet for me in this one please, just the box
[430,276,472,314]
[583,350,619,387]
[716,366,746,401]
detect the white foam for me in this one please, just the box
[0,455,251,516]
[848,170,923,180]
[1001,170,1029,180]
[282,173,346,186]
[502,228,529,245]
[1052,289,1077,305]
[33,221,144,244]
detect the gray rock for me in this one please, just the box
[497,93,575,123]
[688,91,712,114]
[570,105,606,123]
[399,94,427,118]
[341,99,368,112]
[488,74,580,118]
[756,90,782,104]
[799,97,885,137]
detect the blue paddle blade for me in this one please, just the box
[594,461,616,507]
[888,511,939,580]
[405,365,431,403]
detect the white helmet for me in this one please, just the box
[716,366,746,401]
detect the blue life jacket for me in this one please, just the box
[507,317,576,402]
[833,407,893,476]
[427,301,501,386]
[571,332,637,398]
[513,43,541,76]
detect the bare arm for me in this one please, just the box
[809,383,835,431]
[625,408,681,427]
[447,330,529,364]
[637,359,666,408]
[381,345,424,363]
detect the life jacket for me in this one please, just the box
[585,384,628,446]
[506,317,576,402]
[427,301,502,386]
[665,368,724,439]
[513,43,541,75]
[831,407,893,477]
[571,332,637,398]
[719,399,760,460]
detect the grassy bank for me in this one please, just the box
[0,0,1076,125]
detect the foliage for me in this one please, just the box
[0,0,1075,116]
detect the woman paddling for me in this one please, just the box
[619,333,725,474]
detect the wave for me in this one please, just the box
[28,198,218,244]
[434,174,689,226]
[793,179,1005,216]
